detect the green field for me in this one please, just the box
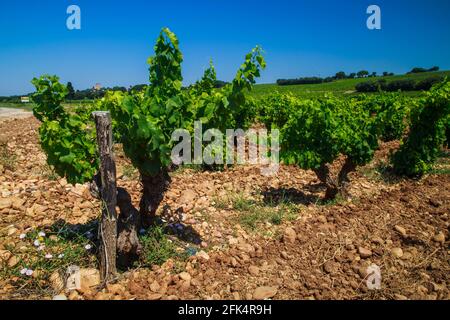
[250,70,450,99]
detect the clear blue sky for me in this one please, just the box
[1,0,450,95]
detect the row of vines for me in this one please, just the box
[30,28,450,275]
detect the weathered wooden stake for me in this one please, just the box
[93,111,117,282]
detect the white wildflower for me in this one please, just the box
[85,244,92,250]
[33,239,40,247]
[19,233,26,240]
[58,253,65,259]
[38,231,46,237]
[20,268,28,275]
[45,254,53,259]
[25,269,33,276]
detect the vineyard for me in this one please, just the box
[0,28,449,300]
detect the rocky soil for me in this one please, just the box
[0,117,449,300]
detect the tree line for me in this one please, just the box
[276,70,394,86]
[276,66,440,87]
[355,75,445,93]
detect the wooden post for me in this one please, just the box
[93,111,117,282]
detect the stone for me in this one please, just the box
[0,198,12,210]
[323,261,339,274]
[237,243,254,253]
[280,251,289,260]
[106,283,124,295]
[147,293,163,300]
[253,286,278,300]
[417,285,428,295]
[68,291,80,300]
[7,255,19,267]
[179,190,197,204]
[94,292,111,300]
[6,227,17,236]
[394,294,408,300]
[150,280,160,292]
[358,266,369,278]
[0,249,12,261]
[50,271,65,292]
[283,227,297,244]
[391,247,403,258]
[53,294,68,300]
[181,280,191,291]
[11,197,25,210]
[371,236,384,245]
[248,266,260,276]
[433,232,445,244]
[196,250,210,261]
[358,247,372,259]
[80,268,101,291]
[179,272,191,282]
[394,225,407,237]
[431,282,445,292]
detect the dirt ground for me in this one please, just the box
[0,108,32,122]
[0,117,448,300]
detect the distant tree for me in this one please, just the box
[428,66,440,72]
[335,71,346,80]
[111,86,127,92]
[382,72,389,77]
[370,72,377,77]
[214,80,229,88]
[357,70,369,78]
[67,82,75,100]
[348,73,356,79]
[408,67,428,74]
[129,84,147,92]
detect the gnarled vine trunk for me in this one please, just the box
[313,158,356,200]
[336,157,357,200]
[116,187,142,268]
[139,170,171,227]
[313,163,339,200]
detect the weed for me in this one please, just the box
[215,191,301,232]
[0,226,96,293]
[121,163,138,179]
[0,139,16,171]
[138,224,187,267]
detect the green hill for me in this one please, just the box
[251,70,450,99]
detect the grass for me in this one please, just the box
[0,102,33,110]
[0,101,94,111]
[0,138,16,171]
[0,225,97,293]
[214,192,299,232]
[430,150,450,175]
[121,163,138,179]
[250,70,450,99]
[39,164,59,181]
[137,224,188,267]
